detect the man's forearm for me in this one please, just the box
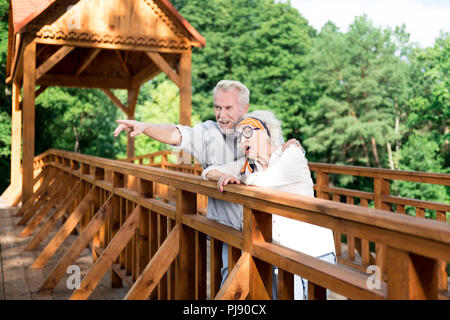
[143,123,181,145]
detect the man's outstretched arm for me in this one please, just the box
[114,120,182,145]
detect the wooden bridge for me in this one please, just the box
[1,149,449,300]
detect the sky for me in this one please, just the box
[290,0,450,48]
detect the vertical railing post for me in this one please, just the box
[110,171,124,288]
[137,179,152,276]
[243,206,272,299]
[386,246,439,299]
[175,189,196,299]
[374,178,391,277]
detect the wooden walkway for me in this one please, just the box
[0,199,129,300]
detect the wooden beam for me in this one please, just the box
[215,252,250,300]
[124,225,180,300]
[35,85,48,99]
[20,175,71,237]
[14,175,53,217]
[39,195,114,293]
[70,205,140,300]
[22,39,36,204]
[10,81,22,188]
[248,255,271,300]
[37,74,130,89]
[24,181,82,251]
[179,51,191,126]
[75,48,101,76]
[145,52,181,88]
[131,64,161,87]
[17,171,64,226]
[35,46,75,80]
[31,187,95,269]
[115,51,131,77]
[101,89,128,115]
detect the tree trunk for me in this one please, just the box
[386,142,394,170]
[371,137,380,168]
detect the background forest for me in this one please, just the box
[0,0,448,206]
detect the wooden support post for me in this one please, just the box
[124,225,180,300]
[126,86,140,159]
[38,196,114,293]
[70,205,140,300]
[179,51,191,126]
[386,246,439,299]
[22,38,36,204]
[308,282,327,300]
[31,187,95,269]
[10,81,22,190]
[175,189,196,299]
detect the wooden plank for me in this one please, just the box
[31,187,95,269]
[145,52,180,88]
[124,225,180,300]
[22,39,36,204]
[25,180,83,251]
[70,205,140,300]
[215,253,250,300]
[75,48,101,75]
[38,195,114,293]
[36,46,75,80]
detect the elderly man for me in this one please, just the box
[114,80,301,286]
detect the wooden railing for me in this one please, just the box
[123,150,450,281]
[15,149,450,300]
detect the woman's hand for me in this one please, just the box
[217,174,241,192]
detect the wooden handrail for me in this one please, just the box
[23,148,449,300]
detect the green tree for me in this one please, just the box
[406,33,450,167]
[177,0,315,139]
[302,16,411,175]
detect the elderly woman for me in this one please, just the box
[202,110,336,300]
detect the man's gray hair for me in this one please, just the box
[213,80,250,107]
[244,110,283,147]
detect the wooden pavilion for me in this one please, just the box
[4,0,205,205]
